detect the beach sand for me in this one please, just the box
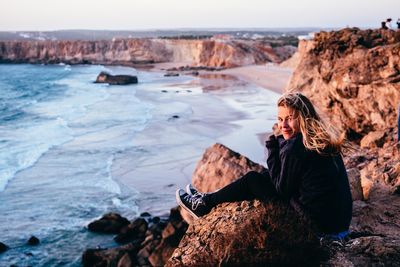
[151,62,293,94]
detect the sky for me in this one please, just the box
[1,0,400,31]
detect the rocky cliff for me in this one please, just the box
[0,38,292,68]
[287,28,400,138]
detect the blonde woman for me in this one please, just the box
[176,92,352,239]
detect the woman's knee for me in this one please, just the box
[243,171,264,184]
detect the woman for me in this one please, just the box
[176,92,353,238]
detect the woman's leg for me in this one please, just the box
[176,170,277,219]
[203,170,278,208]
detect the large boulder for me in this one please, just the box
[191,143,266,193]
[95,71,138,85]
[168,200,320,266]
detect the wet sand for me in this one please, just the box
[151,62,293,94]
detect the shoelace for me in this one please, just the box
[192,192,205,198]
[184,194,205,211]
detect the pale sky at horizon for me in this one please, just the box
[2,0,400,31]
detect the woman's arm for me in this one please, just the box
[266,136,303,199]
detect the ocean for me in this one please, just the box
[0,64,279,266]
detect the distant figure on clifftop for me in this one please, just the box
[381,21,388,30]
[397,18,400,29]
[176,92,353,242]
[386,18,393,29]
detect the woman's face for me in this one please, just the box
[277,106,300,140]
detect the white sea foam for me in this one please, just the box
[0,117,73,191]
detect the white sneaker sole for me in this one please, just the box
[175,189,200,219]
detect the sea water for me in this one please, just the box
[0,64,279,266]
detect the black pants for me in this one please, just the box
[203,170,278,208]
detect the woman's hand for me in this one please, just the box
[265,134,279,148]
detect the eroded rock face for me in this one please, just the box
[287,28,400,137]
[0,38,294,68]
[168,201,320,267]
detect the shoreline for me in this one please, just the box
[149,62,293,94]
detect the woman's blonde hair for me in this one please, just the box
[277,92,345,155]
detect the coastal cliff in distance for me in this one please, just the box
[0,38,294,68]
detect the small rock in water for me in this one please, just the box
[161,90,168,93]
[88,213,130,234]
[95,71,138,85]
[0,242,9,253]
[27,236,40,246]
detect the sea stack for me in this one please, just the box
[95,71,138,85]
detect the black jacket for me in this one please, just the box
[265,134,353,234]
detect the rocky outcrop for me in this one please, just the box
[0,38,294,68]
[95,71,138,85]
[168,201,320,267]
[83,208,188,267]
[287,28,400,138]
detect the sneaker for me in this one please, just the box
[185,183,205,197]
[175,189,211,219]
